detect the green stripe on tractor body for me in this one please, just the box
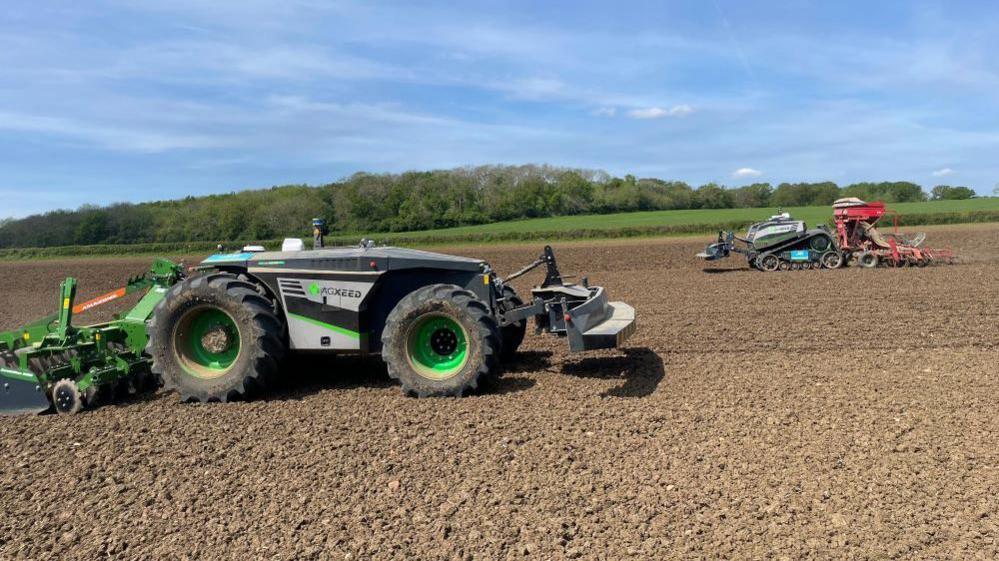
[287,313,361,339]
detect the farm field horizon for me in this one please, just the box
[3,198,998,261]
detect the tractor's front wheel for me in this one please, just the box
[147,274,285,403]
[381,284,500,397]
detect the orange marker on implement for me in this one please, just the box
[72,287,127,314]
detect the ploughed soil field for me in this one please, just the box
[1,223,997,560]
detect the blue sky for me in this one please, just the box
[2,1,998,218]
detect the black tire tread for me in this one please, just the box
[381,284,500,397]
[146,273,285,403]
[498,286,527,361]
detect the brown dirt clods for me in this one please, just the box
[1,224,997,559]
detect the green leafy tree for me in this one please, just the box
[661,181,695,210]
[595,175,642,212]
[695,183,734,209]
[886,181,927,202]
[931,185,976,200]
[732,183,772,208]
[552,171,594,214]
[842,181,926,202]
[772,182,839,207]
[74,208,111,245]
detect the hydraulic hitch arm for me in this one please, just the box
[496,246,635,352]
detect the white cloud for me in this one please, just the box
[592,106,617,117]
[932,167,954,177]
[627,105,693,119]
[111,41,398,83]
[732,167,763,178]
[264,95,455,127]
[0,111,229,152]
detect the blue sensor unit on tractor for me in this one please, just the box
[202,252,255,264]
[789,250,811,261]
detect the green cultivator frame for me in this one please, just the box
[0,259,184,415]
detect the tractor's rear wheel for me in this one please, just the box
[147,273,285,403]
[498,286,526,362]
[381,284,500,397]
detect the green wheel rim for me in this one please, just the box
[173,307,241,379]
[406,314,469,380]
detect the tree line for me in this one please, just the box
[0,164,980,248]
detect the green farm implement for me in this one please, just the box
[0,259,184,415]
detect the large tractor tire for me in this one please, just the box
[147,273,285,403]
[498,285,527,362]
[381,284,500,397]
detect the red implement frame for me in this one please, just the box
[833,201,954,266]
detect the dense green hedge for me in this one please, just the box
[3,209,994,261]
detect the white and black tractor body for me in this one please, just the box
[200,244,635,354]
[144,231,635,401]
